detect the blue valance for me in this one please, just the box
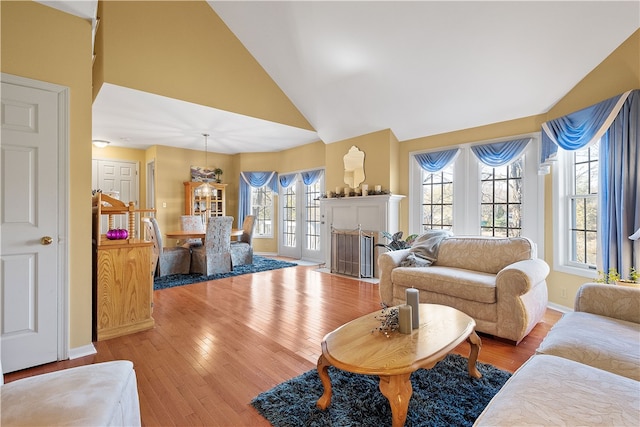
[471,138,531,167]
[238,171,278,226]
[301,169,324,185]
[414,148,459,173]
[540,91,631,174]
[278,173,297,188]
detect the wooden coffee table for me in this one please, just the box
[316,304,482,427]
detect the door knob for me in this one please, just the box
[41,236,53,245]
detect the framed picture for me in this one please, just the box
[190,166,215,182]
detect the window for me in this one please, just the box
[251,185,273,237]
[409,135,542,252]
[480,160,523,237]
[569,142,599,267]
[421,164,453,231]
[282,185,296,246]
[305,179,321,251]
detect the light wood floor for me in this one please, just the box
[5,262,561,426]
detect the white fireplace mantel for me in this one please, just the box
[319,194,405,275]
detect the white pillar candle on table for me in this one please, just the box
[375,185,382,192]
[398,304,413,334]
[406,288,420,328]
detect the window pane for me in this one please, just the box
[421,164,453,229]
[480,159,523,237]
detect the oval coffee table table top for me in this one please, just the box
[321,303,477,376]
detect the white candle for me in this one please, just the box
[406,288,420,328]
[375,185,382,192]
[326,190,332,198]
[344,187,350,197]
[398,304,412,334]
[361,184,368,191]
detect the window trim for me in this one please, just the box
[409,133,544,256]
[552,148,598,278]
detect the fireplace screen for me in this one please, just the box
[331,226,375,278]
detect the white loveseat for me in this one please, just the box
[1,360,141,426]
[378,236,549,343]
[475,283,640,426]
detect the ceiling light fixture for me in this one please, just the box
[199,133,213,196]
[92,139,110,148]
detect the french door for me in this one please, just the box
[279,173,323,261]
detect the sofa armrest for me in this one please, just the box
[496,259,550,295]
[574,282,640,324]
[377,249,411,305]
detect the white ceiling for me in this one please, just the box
[40,1,640,153]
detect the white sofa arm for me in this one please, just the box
[574,282,640,324]
[496,259,550,295]
[377,249,411,305]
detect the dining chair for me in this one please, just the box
[190,216,233,275]
[178,215,205,248]
[231,215,256,267]
[142,217,191,277]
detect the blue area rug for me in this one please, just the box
[251,353,510,427]
[153,256,297,290]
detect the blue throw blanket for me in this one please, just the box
[400,230,452,267]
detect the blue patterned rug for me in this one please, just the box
[153,256,297,290]
[251,354,510,427]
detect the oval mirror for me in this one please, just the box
[343,146,365,188]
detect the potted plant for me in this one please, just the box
[595,267,639,287]
[375,231,418,251]
[213,168,223,183]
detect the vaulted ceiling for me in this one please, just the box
[38,1,640,153]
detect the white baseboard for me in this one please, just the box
[68,343,97,359]
[547,302,572,314]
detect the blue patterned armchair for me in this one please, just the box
[191,216,233,275]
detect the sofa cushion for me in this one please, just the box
[474,354,640,426]
[435,236,534,274]
[1,360,141,426]
[391,266,496,303]
[536,311,640,381]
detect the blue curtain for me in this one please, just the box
[471,138,531,167]
[539,89,638,275]
[540,92,630,174]
[278,173,297,188]
[599,90,639,277]
[301,169,324,185]
[238,171,277,226]
[414,148,459,173]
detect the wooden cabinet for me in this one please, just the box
[184,181,227,223]
[92,193,155,341]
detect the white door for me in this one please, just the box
[92,159,139,232]
[1,76,67,373]
[279,173,324,261]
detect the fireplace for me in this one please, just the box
[331,227,375,278]
[319,194,404,278]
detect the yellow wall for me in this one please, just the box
[1,1,94,348]
[96,0,313,131]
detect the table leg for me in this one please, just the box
[378,373,412,427]
[466,330,482,379]
[316,354,332,409]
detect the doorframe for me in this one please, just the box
[2,73,70,361]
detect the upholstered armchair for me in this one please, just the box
[190,216,233,275]
[142,218,191,277]
[231,215,256,267]
[179,215,205,248]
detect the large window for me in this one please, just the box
[480,160,523,237]
[421,164,453,231]
[569,142,599,267]
[410,135,542,252]
[251,185,273,237]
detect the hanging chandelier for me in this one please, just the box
[199,133,213,196]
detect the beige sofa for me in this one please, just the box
[378,236,549,343]
[1,360,141,426]
[475,283,640,426]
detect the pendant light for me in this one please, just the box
[199,133,213,196]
